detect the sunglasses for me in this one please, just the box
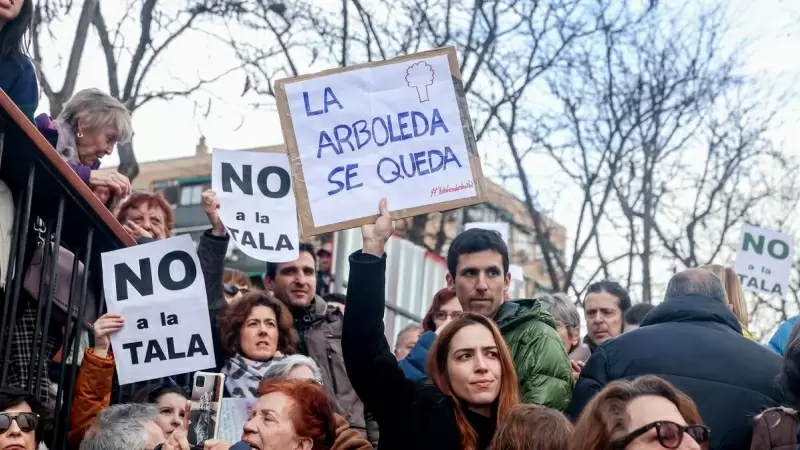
[612,421,709,449]
[223,284,249,297]
[0,412,39,434]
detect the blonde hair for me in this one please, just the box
[57,89,133,144]
[701,264,749,328]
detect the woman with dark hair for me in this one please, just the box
[0,0,38,120]
[218,290,298,398]
[583,280,631,352]
[130,381,190,439]
[571,376,708,450]
[0,386,49,450]
[751,320,800,449]
[399,288,462,381]
[343,201,520,450]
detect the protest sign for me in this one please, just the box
[212,147,300,262]
[733,224,794,297]
[465,222,510,246]
[101,235,216,385]
[275,46,488,236]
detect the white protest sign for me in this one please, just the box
[733,224,794,298]
[101,235,216,385]
[276,46,487,236]
[211,148,300,262]
[509,264,524,282]
[465,222,510,246]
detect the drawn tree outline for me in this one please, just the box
[405,61,435,102]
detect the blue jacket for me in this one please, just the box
[0,54,38,121]
[398,331,435,382]
[768,315,799,356]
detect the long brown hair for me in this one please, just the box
[490,404,573,450]
[570,375,707,450]
[422,288,458,332]
[427,313,520,450]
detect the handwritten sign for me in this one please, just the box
[734,224,794,297]
[101,235,216,384]
[275,46,488,236]
[211,148,300,262]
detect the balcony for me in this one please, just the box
[0,91,134,449]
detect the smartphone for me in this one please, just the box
[187,372,225,449]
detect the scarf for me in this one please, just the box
[221,354,281,399]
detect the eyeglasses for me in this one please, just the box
[0,412,39,434]
[434,311,463,321]
[611,421,709,449]
[224,284,249,297]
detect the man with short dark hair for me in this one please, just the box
[445,228,572,410]
[265,244,377,445]
[623,303,654,332]
[570,268,784,450]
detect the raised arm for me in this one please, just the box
[342,199,414,426]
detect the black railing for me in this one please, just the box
[0,90,135,450]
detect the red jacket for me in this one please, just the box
[68,349,114,449]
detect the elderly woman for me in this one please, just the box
[218,290,298,398]
[115,191,175,242]
[36,88,133,197]
[0,386,50,450]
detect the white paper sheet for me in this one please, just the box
[212,149,300,262]
[283,53,478,227]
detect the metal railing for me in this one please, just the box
[0,90,135,449]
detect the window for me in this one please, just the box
[511,226,536,263]
[179,183,206,206]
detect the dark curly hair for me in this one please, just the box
[219,291,298,357]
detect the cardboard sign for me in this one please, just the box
[465,222,510,246]
[212,148,300,262]
[275,46,488,236]
[101,235,216,385]
[733,224,794,298]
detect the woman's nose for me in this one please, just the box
[681,434,701,450]
[473,355,489,372]
[5,420,21,436]
[243,418,258,434]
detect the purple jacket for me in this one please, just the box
[35,114,100,185]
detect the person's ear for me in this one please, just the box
[503,271,511,292]
[446,272,454,290]
[76,117,86,138]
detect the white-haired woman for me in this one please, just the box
[203,354,374,450]
[263,354,325,385]
[537,292,588,382]
[36,88,133,198]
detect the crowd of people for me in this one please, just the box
[5,1,800,449]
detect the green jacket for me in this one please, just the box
[494,299,573,411]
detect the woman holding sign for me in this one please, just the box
[343,200,520,450]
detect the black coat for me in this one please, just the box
[342,251,496,450]
[569,295,785,450]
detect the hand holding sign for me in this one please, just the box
[93,313,125,358]
[163,427,190,450]
[361,198,394,257]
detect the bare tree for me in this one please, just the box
[225,0,598,262]
[31,0,242,180]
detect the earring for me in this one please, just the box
[77,132,84,138]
